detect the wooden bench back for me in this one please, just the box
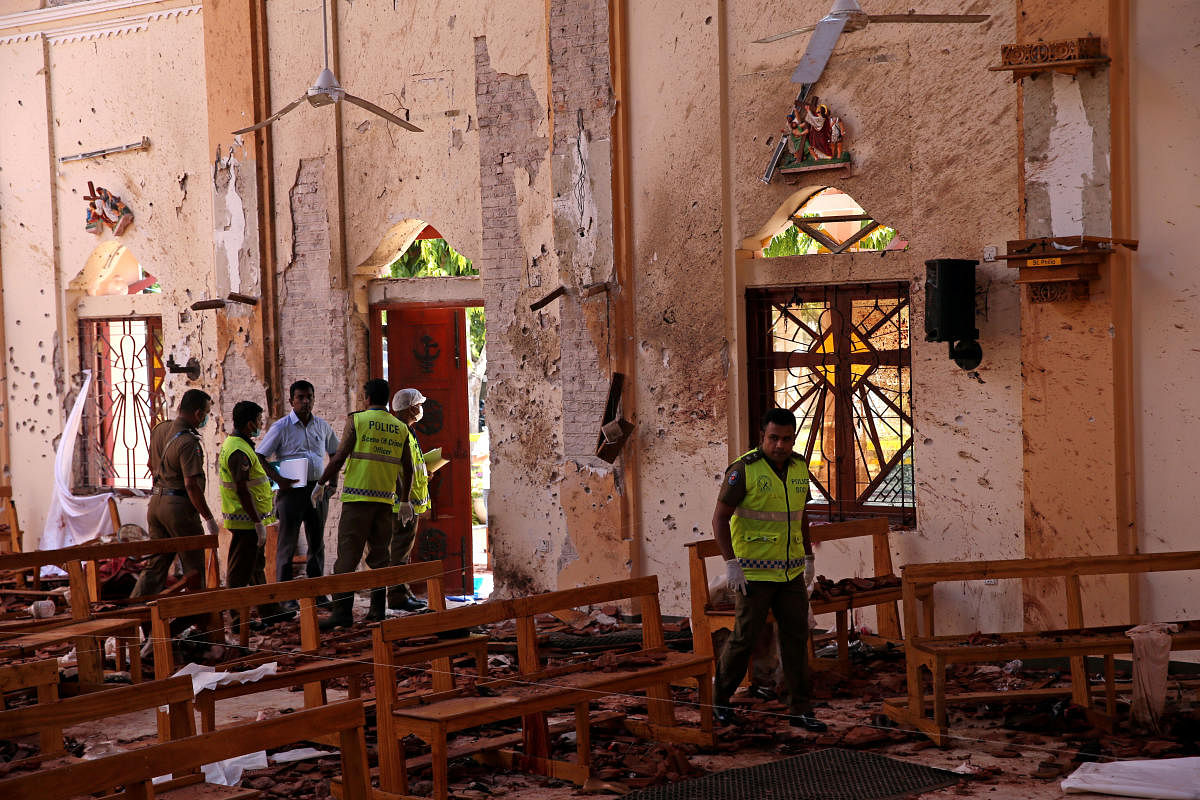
[0,675,195,744]
[0,659,60,709]
[374,576,667,702]
[150,560,447,673]
[0,698,371,800]
[0,485,22,554]
[0,535,220,620]
[685,518,896,635]
[902,550,1200,586]
[900,550,1200,641]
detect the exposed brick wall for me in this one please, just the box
[279,157,349,426]
[548,0,614,460]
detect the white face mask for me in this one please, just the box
[411,407,424,423]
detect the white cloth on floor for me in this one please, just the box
[1062,757,1200,799]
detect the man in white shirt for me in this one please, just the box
[256,380,339,596]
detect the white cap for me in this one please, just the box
[391,388,427,413]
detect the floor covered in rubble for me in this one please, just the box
[3,599,1198,800]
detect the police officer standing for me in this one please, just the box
[388,388,432,612]
[711,407,827,732]
[131,389,219,598]
[219,401,296,629]
[312,379,413,628]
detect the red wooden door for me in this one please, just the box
[370,305,472,594]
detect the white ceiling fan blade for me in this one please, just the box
[343,93,423,132]
[791,16,848,84]
[753,23,819,44]
[867,13,990,23]
[232,95,306,135]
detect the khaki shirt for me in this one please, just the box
[150,418,205,491]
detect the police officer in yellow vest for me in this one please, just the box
[388,388,432,612]
[712,407,827,732]
[219,401,297,629]
[313,379,414,629]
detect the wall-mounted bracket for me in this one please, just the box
[166,356,201,381]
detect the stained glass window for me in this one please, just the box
[748,283,914,523]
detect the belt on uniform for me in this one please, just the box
[151,487,188,497]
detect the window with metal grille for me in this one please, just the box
[76,317,165,491]
[747,283,914,523]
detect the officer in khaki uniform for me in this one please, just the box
[131,389,219,598]
[219,400,296,629]
[313,379,413,628]
[388,388,432,612]
[711,407,827,732]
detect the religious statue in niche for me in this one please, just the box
[778,95,850,172]
[84,181,134,236]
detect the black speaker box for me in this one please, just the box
[924,259,979,343]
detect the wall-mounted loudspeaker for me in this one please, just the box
[924,259,982,370]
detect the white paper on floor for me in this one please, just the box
[1061,757,1200,799]
[202,751,269,785]
[269,747,338,764]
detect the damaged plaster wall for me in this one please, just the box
[0,8,220,543]
[728,0,1024,633]
[1130,1,1200,630]
[626,0,732,612]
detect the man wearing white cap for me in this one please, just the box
[389,388,432,612]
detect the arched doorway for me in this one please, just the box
[362,221,488,596]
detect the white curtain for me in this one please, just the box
[40,370,113,550]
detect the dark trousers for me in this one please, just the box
[387,517,419,603]
[227,529,278,618]
[274,486,328,581]
[332,502,393,576]
[132,495,207,597]
[715,575,813,715]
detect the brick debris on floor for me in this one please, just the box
[4,597,1200,798]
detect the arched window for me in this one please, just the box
[759,187,904,257]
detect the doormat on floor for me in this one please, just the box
[622,747,960,800]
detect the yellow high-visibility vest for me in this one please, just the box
[342,409,409,505]
[729,449,809,582]
[218,435,276,529]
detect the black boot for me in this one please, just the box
[366,588,387,622]
[319,593,354,631]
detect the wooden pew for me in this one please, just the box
[686,518,928,673]
[149,561,448,735]
[0,698,372,800]
[0,675,195,769]
[0,485,22,555]
[882,550,1200,744]
[0,659,61,753]
[373,575,714,800]
[0,534,221,626]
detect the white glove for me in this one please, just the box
[254,522,268,547]
[804,555,816,593]
[310,482,330,506]
[724,559,748,596]
[204,517,220,536]
[396,501,415,525]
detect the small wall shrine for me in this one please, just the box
[763,92,851,183]
[84,181,134,236]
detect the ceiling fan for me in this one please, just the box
[755,0,989,84]
[233,1,422,136]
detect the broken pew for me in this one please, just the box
[882,550,1200,744]
[149,561,452,735]
[373,575,714,800]
[686,518,930,673]
[0,658,61,754]
[0,698,372,800]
